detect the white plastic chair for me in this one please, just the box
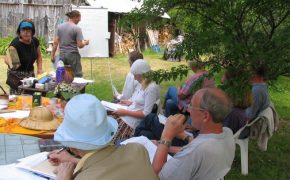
[233,107,273,175]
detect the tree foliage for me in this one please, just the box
[128,0,290,103]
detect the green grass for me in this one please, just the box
[0,50,289,179]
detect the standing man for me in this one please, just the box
[153,88,235,180]
[51,10,89,77]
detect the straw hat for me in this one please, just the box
[19,106,60,130]
[54,94,118,150]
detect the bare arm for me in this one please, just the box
[77,40,89,49]
[36,46,43,74]
[112,109,145,118]
[51,37,59,62]
[4,46,20,69]
[152,114,186,174]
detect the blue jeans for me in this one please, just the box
[164,86,179,117]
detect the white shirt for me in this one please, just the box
[122,82,160,129]
[159,127,235,180]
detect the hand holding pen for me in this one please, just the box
[48,147,80,166]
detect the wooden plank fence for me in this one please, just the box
[0,0,72,44]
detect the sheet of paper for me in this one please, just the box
[0,164,46,180]
[0,110,30,119]
[73,77,94,84]
[111,84,122,99]
[101,101,128,111]
[121,136,172,163]
[0,105,8,110]
[16,152,56,180]
[158,114,167,125]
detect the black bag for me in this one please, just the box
[6,71,26,90]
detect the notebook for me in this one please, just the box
[16,152,57,179]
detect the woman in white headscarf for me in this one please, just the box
[112,59,160,141]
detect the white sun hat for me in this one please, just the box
[130,59,151,75]
[54,94,118,150]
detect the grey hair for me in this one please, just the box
[199,88,232,123]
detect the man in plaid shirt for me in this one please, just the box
[164,61,214,117]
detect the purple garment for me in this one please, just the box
[223,108,248,134]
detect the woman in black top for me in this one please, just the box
[4,19,43,94]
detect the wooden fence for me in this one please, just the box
[0,0,72,43]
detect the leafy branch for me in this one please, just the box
[144,64,190,84]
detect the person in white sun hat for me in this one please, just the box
[48,94,158,180]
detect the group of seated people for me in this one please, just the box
[47,51,271,179]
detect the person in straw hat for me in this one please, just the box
[48,94,157,180]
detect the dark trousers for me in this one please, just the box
[134,113,187,146]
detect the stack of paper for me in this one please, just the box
[72,77,94,84]
[121,136,172,163]
[0,110,30,119]
[101,101,128,111]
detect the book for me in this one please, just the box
[16,152,57,179]
[120,136,172,163]
[101,100,128,111]
[6,48,20,69]
[0,164,46,180]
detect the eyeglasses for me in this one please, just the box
[188,103,206,112]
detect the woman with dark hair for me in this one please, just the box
[4,19,43,94]
[51,10,89,77]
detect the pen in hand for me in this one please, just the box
[47,147,67,159]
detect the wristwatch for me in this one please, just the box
[184,135,192,144]
[158,139,172,147]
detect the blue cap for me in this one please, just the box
[20,21,33,29]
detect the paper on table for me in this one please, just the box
[0,164,46,180]
[0,105,8,110]
[73,77,94,84]
[120,136,172,163]
[101,101,128,111]
[15,152,56,180]
[0,110,30,119]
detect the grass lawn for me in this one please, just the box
[0,50,289,179]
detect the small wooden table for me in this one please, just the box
[18,82,87,96]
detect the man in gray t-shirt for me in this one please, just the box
[153,88,235,180]
[51,10,89,77]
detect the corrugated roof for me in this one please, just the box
[86,0,170,18]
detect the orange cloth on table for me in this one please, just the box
[1,96,63,135]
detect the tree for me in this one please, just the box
[128,0,290,103]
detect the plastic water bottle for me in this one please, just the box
[56,61,65,83]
